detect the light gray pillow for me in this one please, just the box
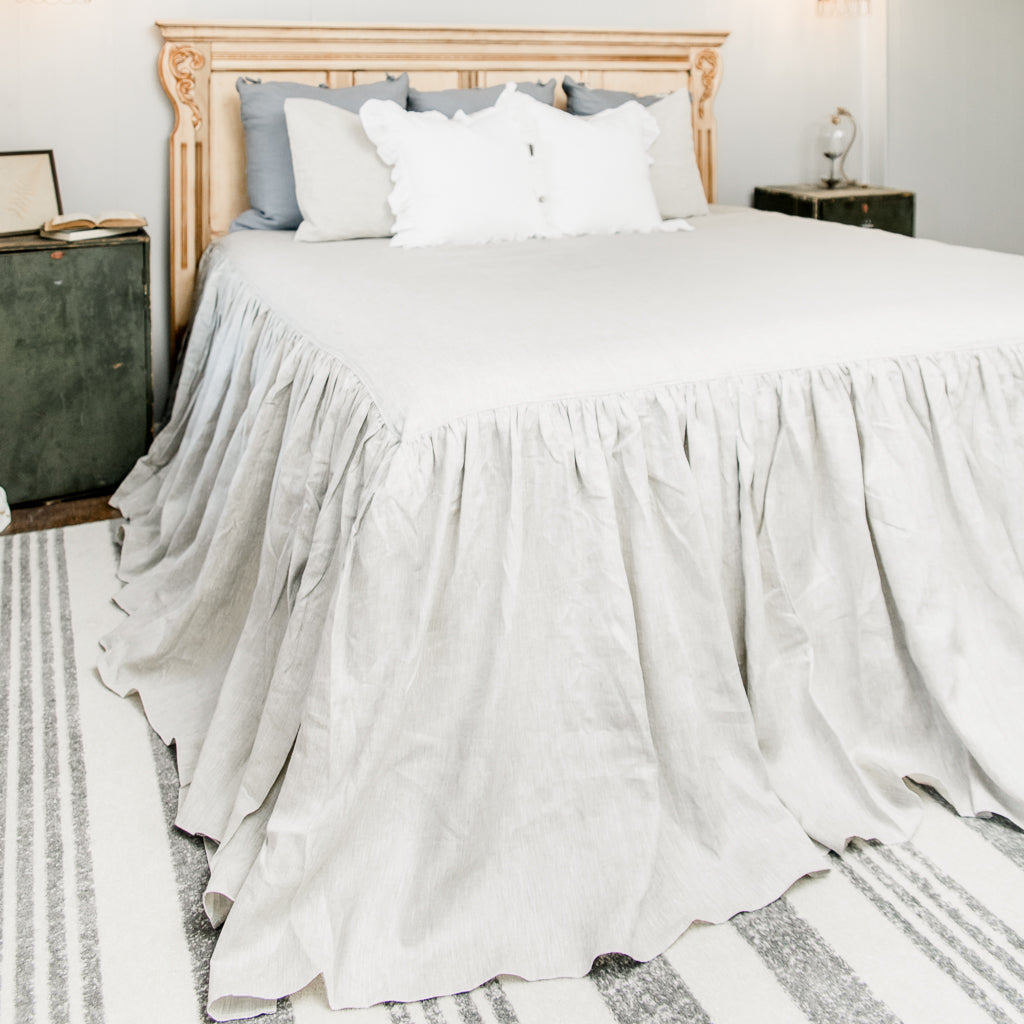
[232,74,409,231]
[284,99,394,241]
[407,79,556,116]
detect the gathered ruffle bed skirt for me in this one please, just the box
[99,248,1024,1020]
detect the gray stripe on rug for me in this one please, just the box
[16,536,37,1022]
[0,538,11,977]
[731,894,900,1024]
[37,532,70,1024]
[388,1001,416,1023]
[901,841,1024,956]
[876,842,1024,983]
[590,952,711,1024]
[453,989,485,1023]
[423,996,448,1022]
[833,852,1014,1024]
[851,841,1024,1016]
[481,977,521,1023]
[145,730,296,1022]
[54,530,105,1024]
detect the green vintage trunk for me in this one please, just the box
[753,185,916,237]
[0,232,152,505]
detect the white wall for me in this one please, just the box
[2,1,868,415]
[887,0,1024,256]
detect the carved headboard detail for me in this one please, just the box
[157,21,728,356]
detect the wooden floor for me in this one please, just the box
[5,493,121,535]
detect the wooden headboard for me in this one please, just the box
[157,21,728,356]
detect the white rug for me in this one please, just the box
[3,519,1024,1024]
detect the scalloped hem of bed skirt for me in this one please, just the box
[206,851,827,1020]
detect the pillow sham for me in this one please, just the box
[232,74,409,232]
[502,89,662,238]
[359,97,549,248]
[407,79,556,115]
[284,98,394,242]
[562,77,709,219]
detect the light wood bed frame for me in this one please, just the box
[157,21,728,357]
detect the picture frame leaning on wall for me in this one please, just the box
[0,150,63,237]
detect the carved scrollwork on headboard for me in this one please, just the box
[694,47,721,122]
[168,45,205,131]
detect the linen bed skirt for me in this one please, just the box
[100,247,1024,1020]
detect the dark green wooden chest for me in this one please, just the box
[0,232,152,505]
[753,184,915,237]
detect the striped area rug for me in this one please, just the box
[4,519,1024,1024]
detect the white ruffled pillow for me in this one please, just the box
[359,97,549,248]
[562,79,709,219]
[284,98,395,242]
[500,88,663,237]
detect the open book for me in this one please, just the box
[41,210,147,240]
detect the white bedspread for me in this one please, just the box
[216,207,1024,434]
[100,209,1024,1019]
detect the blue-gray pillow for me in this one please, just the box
[562,75,661,116]
[232,74,409,231]
[407,79,556,116]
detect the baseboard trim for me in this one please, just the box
[6,493,120,535]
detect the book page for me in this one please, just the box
[44,210,146,231]
[95,211,147,228]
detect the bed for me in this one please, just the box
[100,21,1024,1022]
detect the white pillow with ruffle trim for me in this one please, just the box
[359,95,549,248]
[502,88,663,237]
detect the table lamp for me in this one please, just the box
[821,107,857,189]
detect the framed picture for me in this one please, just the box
[0,150,63,237]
